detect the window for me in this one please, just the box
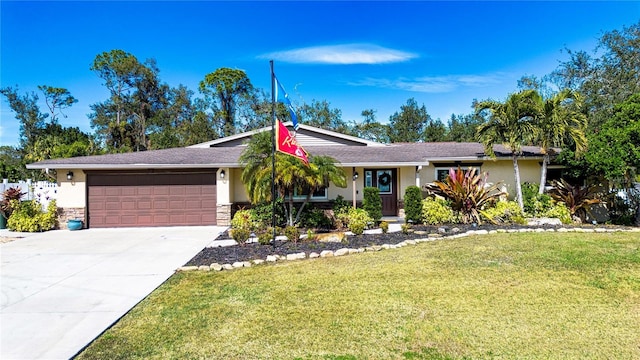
[364,170,392,194]
[288,187,328,200]
[377,170,392,194]
[435,166,481,181]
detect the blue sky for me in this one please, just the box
[1,1,639,147]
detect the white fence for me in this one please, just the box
[1,179,59,210]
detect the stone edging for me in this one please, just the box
[176,227,640,273]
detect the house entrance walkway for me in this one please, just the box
[1,226,226,360]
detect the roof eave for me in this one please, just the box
[26,163,241,170]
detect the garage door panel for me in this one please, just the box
[88,187,105,196]
[138,187,152,195]
[120,201,136,210]
[184,186,202,195]
[153,187,169,195]
[120,187,136,196]
[201,199,217,208]
[153,214,170,223]
[137,200,152,210]
[185,200,202,209]
[170,187,185,196]
[169,200,185,210]
[88,172,217,228]
[105,188,122,196]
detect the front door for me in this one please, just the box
[364,169,397,216]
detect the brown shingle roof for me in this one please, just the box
[27,143,546,170]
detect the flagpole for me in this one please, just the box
[270,60,277,246]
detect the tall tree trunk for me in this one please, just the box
[293,195,311,225]
[287,197,295,226]
[513,154,524,211]
[539,153,549,194]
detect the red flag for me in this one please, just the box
[276,119,309,165]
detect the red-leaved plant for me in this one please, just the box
[1,187,26,219]
[424,167,505,224]
[548,179,601,222]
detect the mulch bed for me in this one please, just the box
[184,223,630,266]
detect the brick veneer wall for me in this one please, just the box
[58,207,86,229]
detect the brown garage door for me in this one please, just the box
[87,171,217,228]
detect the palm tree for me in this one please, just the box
[239,131,347,226]
[534,89,587,194]
[475,90,539,211]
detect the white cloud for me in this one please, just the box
[348,73,506,93]
[260,44,417,65]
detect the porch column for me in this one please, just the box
[352,167,358,208]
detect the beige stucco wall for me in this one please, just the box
[55,169,86,208]
[481,159,541,199]
[415,159,542,200]
[216,167,231,204]
[225,160,543,205]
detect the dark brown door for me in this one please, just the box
[87,171,217,228]
[364,169,397,216]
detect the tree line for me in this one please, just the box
[2,21,639,206]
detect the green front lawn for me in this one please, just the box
[77,232,640,360]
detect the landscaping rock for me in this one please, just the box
[232,262,244,268]
[266,255,278,262]
[222,264,233,270]
[317,232,346,243]
[320,250,334,257]
[252,259,265,265]
[286,253,306,261]
[198,265,210,271]
[177,266,198,272]
[309,252,320,258]
[334,248,350,256]
[210,263,223,271]
[528,218,562,226]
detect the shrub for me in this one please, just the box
[481,201,526,224]
[284,225,300,243]
[305,229,316,242]
[252,198,286,228]
[401,223,411,235]
[404,185,423,224]
[542,204,572,224]
[7,200,58,232]
[522,183,554,216]
[421,197,455,225]
[548,179,602,222]
[230,228,251,245]
[1,186,25,219]
[362,187,382,223]
[606,188,640,226]
[379,221,389,233]
[231,209,257,230]
[332,195,351,216]
[424,167,504,224]
[299,207,332,229]
[257,230,273,245]
[346,208,372,235]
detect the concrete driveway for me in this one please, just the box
[1,226,226,360]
